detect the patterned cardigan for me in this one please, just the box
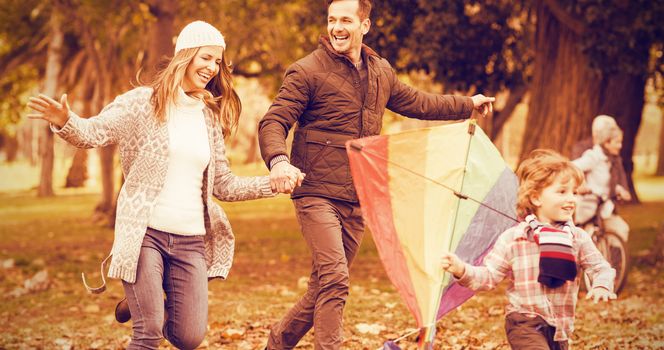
[53,87,274,283]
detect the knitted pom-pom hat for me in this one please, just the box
[174,21,226,54]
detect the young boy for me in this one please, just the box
[441,149,616,350]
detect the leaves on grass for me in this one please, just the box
[297,276,309,289]
[2,258,14,269]
[2,196,663,349]
[83,303,101,313]
[221,327,246,340]
[356,322,387,335]
[54,337,73,350]
[7,269,50,297]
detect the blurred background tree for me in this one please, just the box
[363,0,663,201]
[365,0,532,140]
[522,0,663,201]
[1,0,50,193]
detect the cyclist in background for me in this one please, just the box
[572,119,630,243]
[572,115,630,199]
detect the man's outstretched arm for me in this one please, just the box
[386,68,494,120]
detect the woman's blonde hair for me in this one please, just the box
[146,47,241,136]
[515,149,584,218]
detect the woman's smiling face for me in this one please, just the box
[182,46,223,91]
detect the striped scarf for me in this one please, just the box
[525,214,577,288]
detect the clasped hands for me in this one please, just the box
[270,161,305,194]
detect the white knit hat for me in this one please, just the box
[174,21,226,54]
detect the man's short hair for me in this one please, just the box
[327,0,372,20]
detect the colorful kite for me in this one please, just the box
[346,120,518,349]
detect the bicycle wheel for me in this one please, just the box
[598,231,630,294]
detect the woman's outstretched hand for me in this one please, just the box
[27,94,71,129]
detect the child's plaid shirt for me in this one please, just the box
[457,222,615,341]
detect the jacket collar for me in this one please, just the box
[318,35,381,64]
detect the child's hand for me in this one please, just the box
[586,287,617,303]
[616,185,632,202]
[440,252,465,278]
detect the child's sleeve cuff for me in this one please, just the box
[456,264,474,287]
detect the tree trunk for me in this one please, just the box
[92,83,117,226]
[64,95,92,188]
[656,113,664,176]
[3,132,18,162]
[244,134,260,164]
[93,87,116,225]
[524,1,651,203]
[143,0,177,80]
[38,13,64,197]
[65,149,88,188]
[91,79,116,223]
[97,147,115,209]
[78,19,118,224]
[93,145,116,224]
[521,2,601,160]
[598,72,647,203]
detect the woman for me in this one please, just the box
[27,21,278,349]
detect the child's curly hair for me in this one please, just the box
[515,149,584,218]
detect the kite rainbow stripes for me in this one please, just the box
[346,120,518,348]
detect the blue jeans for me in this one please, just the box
[123,228,208,350]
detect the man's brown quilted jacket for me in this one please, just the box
[259,36,474,202]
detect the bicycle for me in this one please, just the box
[575,193,630,294]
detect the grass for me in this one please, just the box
[0,189,663,349]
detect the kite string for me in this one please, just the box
[352,146,519,223]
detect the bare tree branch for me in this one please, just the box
[541,0,587,35]
[0,36,49,77]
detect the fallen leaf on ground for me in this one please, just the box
[297,276,309,289]
[279,288,295,297]
[221,328,246,340]
[2,258,14,269]
[24,269,49,292]
[84,304,100,313]
[54,337,72,350]
[355,323,386,335]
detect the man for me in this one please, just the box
[572,115,631,243]
[571,115,630,203]
[258,1,495,348]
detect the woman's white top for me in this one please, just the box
[148,88,210,236]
